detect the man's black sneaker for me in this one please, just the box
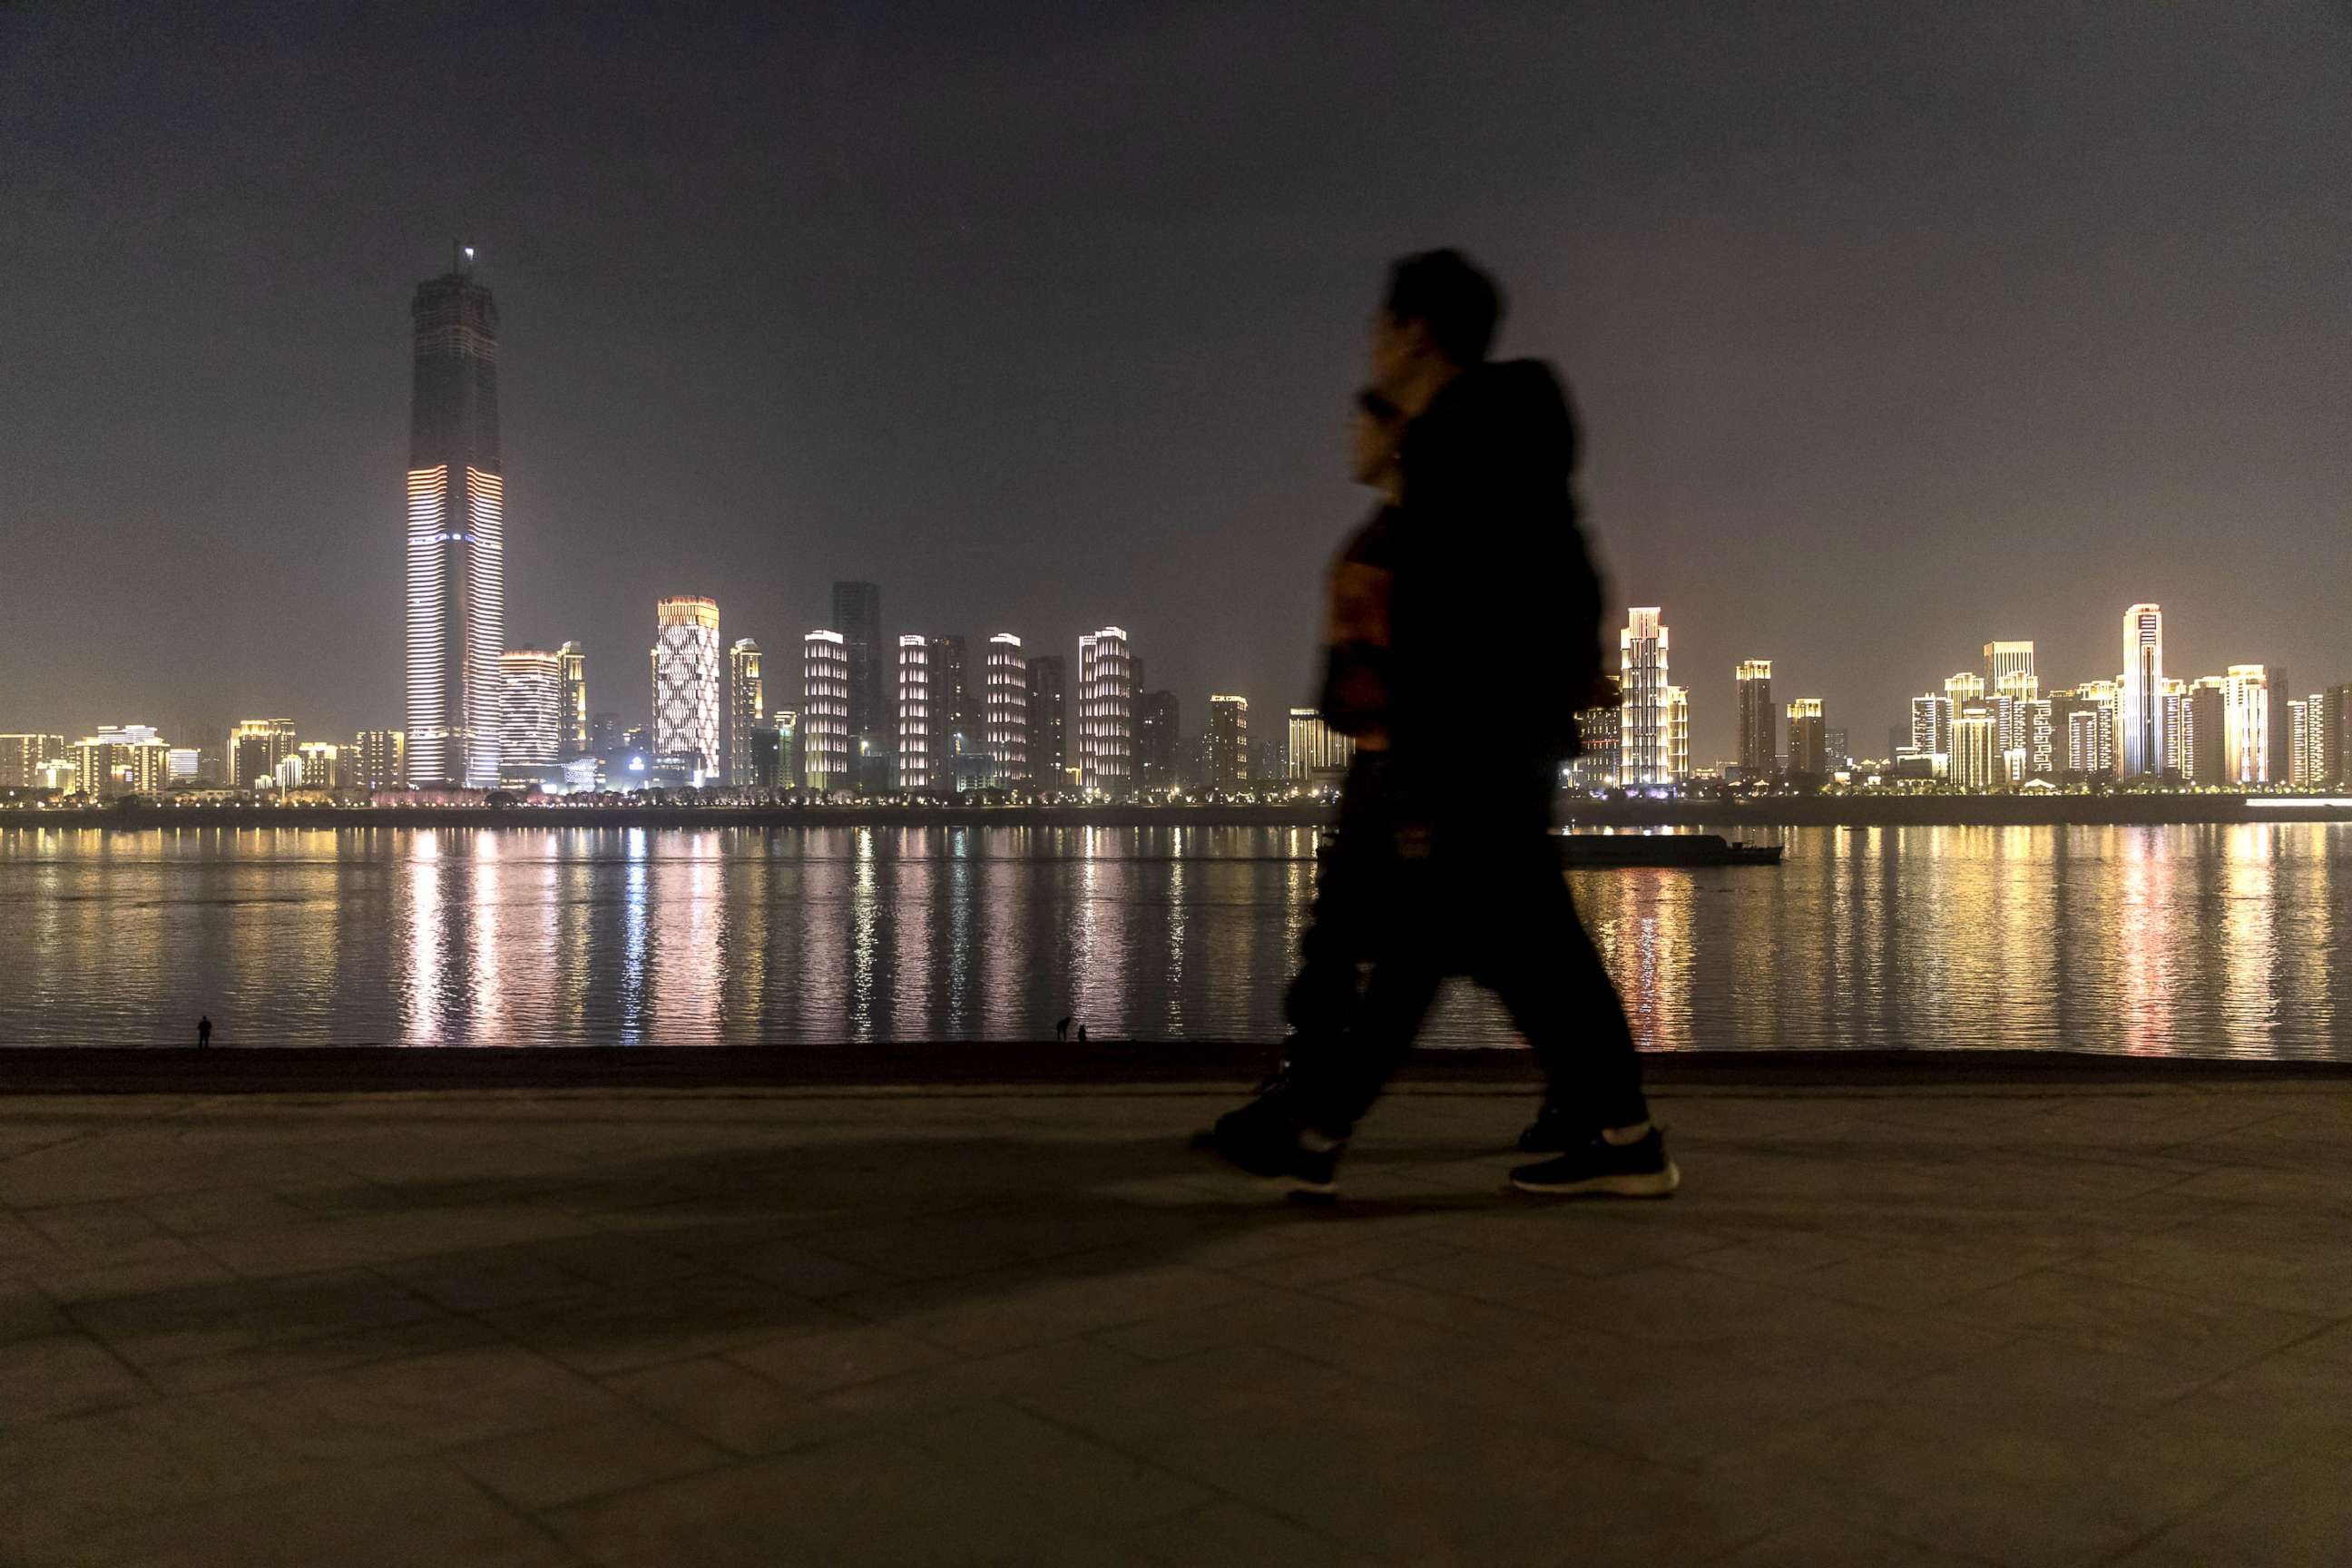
[1510,1126,1679,1198]
[1193,1092,1343,1197]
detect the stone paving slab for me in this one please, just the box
[2,1079,2350,1565]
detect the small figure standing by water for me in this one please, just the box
[1055,1015,1072,1042]
[196,1014,211,1049]
[1077,1024,1089,1044]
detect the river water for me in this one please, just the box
[1,823,2344,1057]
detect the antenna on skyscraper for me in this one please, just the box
[454,240,474,275]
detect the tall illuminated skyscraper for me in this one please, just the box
[1620,609,1670,786]
[1734,660,1773,776]
[727,639,763,787]
[405,246,505,789]
[984,633,1030,787]
[557,642,588,758]
[1077,627,1134,796]
[2119,603,2164,778]
[651,597,721,778]
[498,649,563,768]
[802,631,851,792]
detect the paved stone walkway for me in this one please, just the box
[3,1080,2349,1565]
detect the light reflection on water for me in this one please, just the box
[0,824,2343,1059]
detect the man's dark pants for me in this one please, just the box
[1282,759,1649,1141]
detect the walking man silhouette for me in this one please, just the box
[1054,1015,1072,1043]
[1201,250,1676,1200]
[196,1014,211,1049]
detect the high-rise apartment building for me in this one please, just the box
[1951,701,2000,790]
[801,631,851,792]
[1286,709,1355,783]
[2159,677,2190,777]
[1077,627,1134,796]
[2325,683,2352,789]
[831,583,884,760]
[354,730,407,791]
[296,742,344,789]
[498,649,564,768]
[2222,665,2272,785]
[1027,656,1069,787]
[2289,699,2318,789]
[1735,660,1774,777]
[1984,641,2035,691]
[404,247,505,789]
[2119,603,2164,778]
[1208,695,1250,791]
[74,725,172,798]
[727,639,763,788]
[1135,691,1180,789]
[1620,609,1671,786]
[1572,706,1621,791]
[2184,678,2226,784]
[0,735,67,789]
[557,642,588,758]
[894,635,938,793]
[766,708,801,790]
[651,597,721,779]
[1909,695,1953,762]
[1945,671,1986,707]
[1786,698,1827,777]
[1665,686,1690,783]
[1985,641,2036,750]
[2267,668,2293,785]
[2018,700,2056,778]
[228,720,299,791]
[984,634,1029,787]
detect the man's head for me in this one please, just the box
[1370,249,1504,411]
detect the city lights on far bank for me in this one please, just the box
[1574,602,2347,798]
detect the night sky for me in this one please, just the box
[5,3,2347,762]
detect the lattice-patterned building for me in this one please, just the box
[651,598,720,779]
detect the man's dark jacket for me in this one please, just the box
[1384,358,1603,827]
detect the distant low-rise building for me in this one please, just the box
[354,730,407,791]
[1285,708,1354,786]
[1570,705,1620,791]
[228,719,299,791]
[296,741,345,789]
[0,735,68,789]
